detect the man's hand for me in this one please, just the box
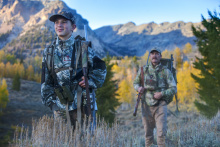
[79,76,86,88]
[138,87,145,94]
[154,92,162,100]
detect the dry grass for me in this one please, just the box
[166,112,220,147]
[12,116,143,147]
[11,111,220,147]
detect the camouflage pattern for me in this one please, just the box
[133,62,177,106]
[41,34,106,111]
[49,11,76,24]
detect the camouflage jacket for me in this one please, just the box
[133,62,177,106]
[41,34,107,110]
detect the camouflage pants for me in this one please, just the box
[52,104,85,129]
[141,100,167,147]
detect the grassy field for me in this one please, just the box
[12,107,220,147]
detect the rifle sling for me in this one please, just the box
[75,41,82,75]
[141,67,144,87]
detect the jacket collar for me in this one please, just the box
[55,34,75,48]
[149,62,162,71]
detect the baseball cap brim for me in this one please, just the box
[49,14,70,22]
[150,48,161,54]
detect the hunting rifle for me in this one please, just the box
[133,53,150,116]
[82,25,91,116]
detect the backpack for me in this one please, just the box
[45,35,106,78]
[160,54,177,104]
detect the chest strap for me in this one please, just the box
[54,67,72,73]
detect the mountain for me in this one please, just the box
[0,0,205,58]
[94,21,203,56]
[0,0,107,58]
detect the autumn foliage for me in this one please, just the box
[0,50,41,83]
[0,79,9,114]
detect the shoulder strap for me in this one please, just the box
[74,40,82,75]
[46,44,54,73]
[70,43,76,78]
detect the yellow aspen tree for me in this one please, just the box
[112,64,123,81]
[18,63,25,79]
[5,62,13,78]
[0,63,5,77]
[0,79,9,113]
[173,47,182,69]
[183,43,192,54]
[0,50,5,62]
[177,61,200,110]
[26,65,34,81]
[162,49,172,58]
[116,79,133,104]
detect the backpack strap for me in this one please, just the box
[74,40,82,75]
[70,43,76,78]
[46,42,55,74]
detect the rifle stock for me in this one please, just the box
[133,93,142,116]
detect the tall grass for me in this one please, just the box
[166,112,220,147]
[13,116,144,147]
[12,112,220,147]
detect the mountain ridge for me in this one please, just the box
[94,21,203,56]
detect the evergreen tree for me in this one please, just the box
[12,72,21,91]
[96,55,121,124]
[191,10,220,118]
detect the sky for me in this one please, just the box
[63,0,220,30]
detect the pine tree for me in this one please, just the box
[96,55,121,124]
[12,72,21,91]
[191,10,220,118]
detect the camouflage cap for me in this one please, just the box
[150,47,161,54]
[49,11,75,24]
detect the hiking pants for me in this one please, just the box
[141,100,167,147]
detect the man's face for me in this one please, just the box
[150,51,161,66]
[54,17,76,40]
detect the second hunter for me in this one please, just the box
[41,11,106,127]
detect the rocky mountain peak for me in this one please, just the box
[0,0,107,57]
[123,21,136,27]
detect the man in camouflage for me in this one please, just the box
[41,11,106,127]
[133,48,177,147]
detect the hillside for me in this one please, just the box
[0,78,53,146]
[0,0,108,58]
[94,21,204,56]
